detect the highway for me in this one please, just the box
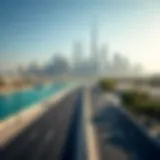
[0,89,83,160]
[1,86,160,160]
[91,88,160,160]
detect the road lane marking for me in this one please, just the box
[30,129,56,160]
[30,132,38,140]
[45,130,55,142]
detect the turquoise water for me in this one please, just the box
[0,83,68,120]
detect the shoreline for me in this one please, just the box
[0,82,77,121]
[0,81,55,96]
[0,86,33,96]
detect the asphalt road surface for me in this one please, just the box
[0,89,83,160]
[91,87,160,160]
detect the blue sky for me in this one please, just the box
[0,0,160,72]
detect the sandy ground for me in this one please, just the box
[0,84,78,147]
[0,81,54,95]
[0,85,32,95]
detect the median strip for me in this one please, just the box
[83,87,99,160]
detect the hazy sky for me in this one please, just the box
[0,0,160,73]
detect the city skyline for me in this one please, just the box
[1,21,143,77]
[14,24,142,78]
[1,0,160,73]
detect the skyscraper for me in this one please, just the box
[73,41,83,66]
[72,41,85,75]
[100,44,109,74]
[90,22,99,73]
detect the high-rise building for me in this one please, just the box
[73,41,83,65]
[90,22,99,72]
[100,44,109,74]
[72,41,84,74]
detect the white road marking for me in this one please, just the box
[30,132,38,140]
[45,130,55,142]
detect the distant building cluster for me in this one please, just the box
[18,25,142,78]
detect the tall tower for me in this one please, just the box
[90,22,99,71]
[72,41,84,75]
[100,44,107,72]
[73,41,83,66]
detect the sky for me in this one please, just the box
[0,0,160,73]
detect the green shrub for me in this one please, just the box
[99,78,116,92]
[121,90,160,119]
[121,90,149,106]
